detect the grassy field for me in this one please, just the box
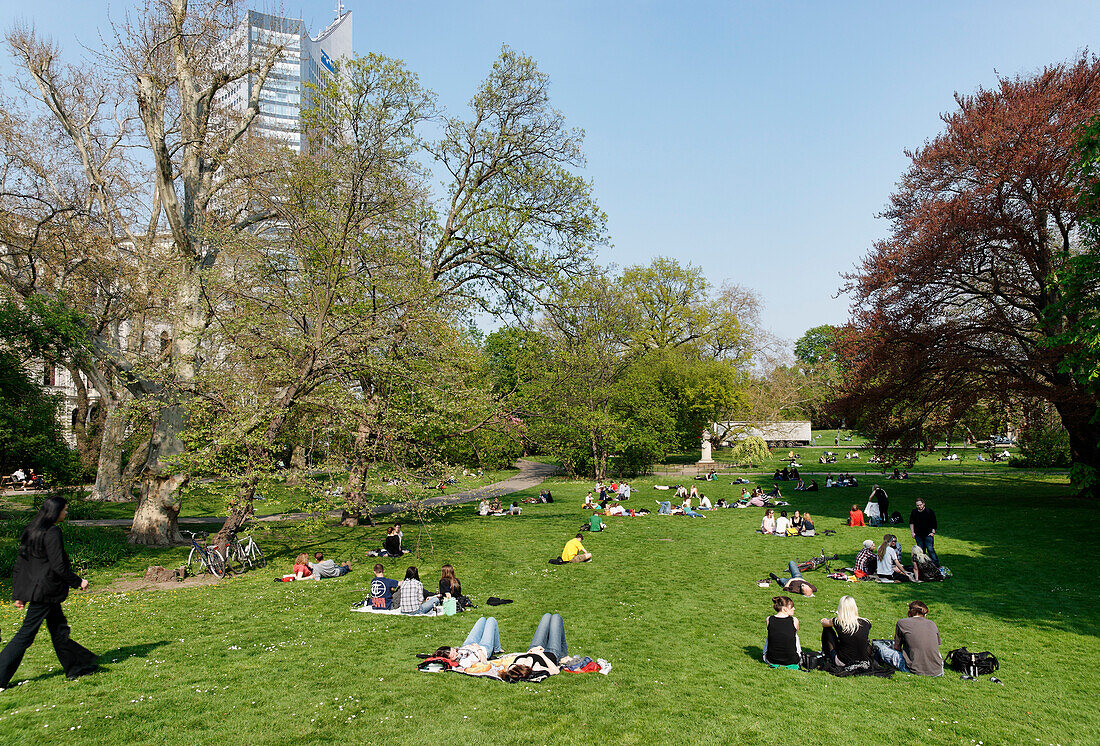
[0,469,1096,745]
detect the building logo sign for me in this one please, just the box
[320,49,336,73]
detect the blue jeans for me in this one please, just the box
[658,501,672,514]
[683,507,704,517]
[463,617,501,654]
[416,596,440,614]
[779,560,801,585]
[530,613,568,659]
[873,640,909,672]
[916,534,939,565]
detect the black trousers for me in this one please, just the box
[0,602,96,687]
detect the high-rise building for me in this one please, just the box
[218,7,353,153]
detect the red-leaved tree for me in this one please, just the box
[836,55,1100,494]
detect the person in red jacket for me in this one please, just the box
[848,504,866,526]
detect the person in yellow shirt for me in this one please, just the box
[561,534,591,563]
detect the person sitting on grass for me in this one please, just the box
[698,494,712,510]
[369,524,408,557]
[848,504,865,527]
[369,564,400,609]
[283,553,313,581]
[769,562,818,596]
[763,595,802,668]
[820,595,872,667]
[395,566,442,615]
[876,534,914,581]
[910,544,944,582]
[759,508,777,535]
[747,489,767,507]
[825,475,834,488]
[478,498,492,516]
[589,512,606,532]
[775,511,791,537]
[766,483,782,498]
[562,534,591,563]
[854,539,877,578]
[789,511,803,535]
[311,552,351,579]
[804,479,819,492]
[583,491,596,509]
[872,600,943,676]
[506,502,522,515]
[799,512,816,536]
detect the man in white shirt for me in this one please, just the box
[775,511,791,536]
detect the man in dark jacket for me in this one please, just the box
[0,497,97,688]
[909,499,939,564]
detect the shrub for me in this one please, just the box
[1009,425,1071,468]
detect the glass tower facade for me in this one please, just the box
[218,10,353,153]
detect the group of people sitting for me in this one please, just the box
[7,468,45,490]
[655,484,710,516]
[818,452,838,464]
[477,498,521,516]
[281,551,352,581]
[772,466,801,482]
[793,479,819,491]
[367,524,410,557]
[824,473,859,488]
[853,534,943,582]
[363,562,468,614]
[764,596,944,676]
[758,509,816,536]
[887,468,910,479]
[521,489,554,505]
[694,469,718,481]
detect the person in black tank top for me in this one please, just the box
[820,595,872,665]
[764,596,801,666]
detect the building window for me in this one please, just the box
[43,365,54,386]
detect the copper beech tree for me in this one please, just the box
[836,55,1100,494]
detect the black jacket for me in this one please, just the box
[12,525,83,604]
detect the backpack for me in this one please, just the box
[799,650,824,671]
[946,648,999,676]
[889,511,903,524]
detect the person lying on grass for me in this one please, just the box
[434,613,568,681]
[562,534,591,563]
[763,595,801,668]
[435,616,503,667]
[310,552,351,579]
[769,561,818,596]
[681,496,706,517]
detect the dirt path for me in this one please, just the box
[70,459,562,529]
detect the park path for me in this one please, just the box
[68,459,561,529]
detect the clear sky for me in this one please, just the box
[4,0,1100,345]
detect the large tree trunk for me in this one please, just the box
[1054,397,1100,497]
[90,396,129,501]
[66,364,95,468]
[131,273,204,545]
[341,416,374,527]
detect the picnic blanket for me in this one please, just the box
[351,605,446,616]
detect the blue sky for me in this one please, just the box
[4,1,1100,344]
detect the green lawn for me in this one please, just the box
[0,470,1096,745]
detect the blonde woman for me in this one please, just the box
[820,595,872,666]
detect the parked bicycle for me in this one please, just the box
[184,530,227,578]
[226,531,266,571]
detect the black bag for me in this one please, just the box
[889,511,903,524]
[548,557,565,565]
[946,647,999,676]
[799,649,824,671]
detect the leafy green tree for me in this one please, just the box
[729,436,770,467]
[0,351,81,484]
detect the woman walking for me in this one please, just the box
[0,496,97,688]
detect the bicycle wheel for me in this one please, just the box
[251,543,266,569]
[223,548,244,575]
[204,547,227,578]
[187,546,202,575]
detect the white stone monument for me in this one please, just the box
[697,428,715,466]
